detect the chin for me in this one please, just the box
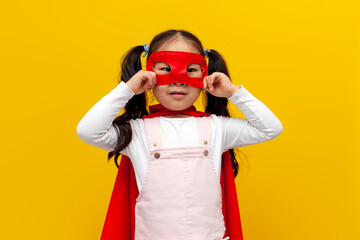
[164,103,191,111]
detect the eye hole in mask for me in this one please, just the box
[153,62,204,79]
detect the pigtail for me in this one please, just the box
[108,45,149,168]
[205,49,240,177]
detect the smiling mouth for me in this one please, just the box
[170,91,186,95]
[169,91,187,99]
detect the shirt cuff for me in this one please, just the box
[227,85,248,103]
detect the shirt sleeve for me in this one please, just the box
[221,85,283,151]
[76,81,136,151]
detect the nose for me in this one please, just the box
[171,82,185,86]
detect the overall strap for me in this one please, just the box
[195,116,212,147]
[143,118,162,152]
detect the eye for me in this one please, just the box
[187,63,202,73]
[161,67,171,72]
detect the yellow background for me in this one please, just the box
[1,0,359,239]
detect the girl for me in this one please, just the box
[76,29,283,240]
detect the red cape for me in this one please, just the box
[100,105,244,239]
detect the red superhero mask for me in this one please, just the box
[145,51,208,88]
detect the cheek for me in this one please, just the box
[153,86,165,100]
[189,89,201,100]
[152,87,159,99]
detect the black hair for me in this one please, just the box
[108,29,245,177]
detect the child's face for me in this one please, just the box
[151,38,203,111]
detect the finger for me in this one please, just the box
[142,77,149,89]
[203,76,207,89]
[208,76,214,91]
[212,73,221,83]
[204,76,210,90]
[140,71,151,84]
[150,72,157,88]
[145,72,154,89]
[142,82,148,91]
[152,73,157,88]
[149,76,155,89]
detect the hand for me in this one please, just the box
[203,72,241,98]
[126,70,157,95]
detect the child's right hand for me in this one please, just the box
[126,70,157,95]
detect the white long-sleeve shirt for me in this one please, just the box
[76,81,283,191]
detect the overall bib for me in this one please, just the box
[134,117,230,240]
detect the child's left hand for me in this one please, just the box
[203,72,241,98]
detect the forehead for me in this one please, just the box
[156,38,201,54]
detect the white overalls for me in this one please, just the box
[134,117,230,240]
